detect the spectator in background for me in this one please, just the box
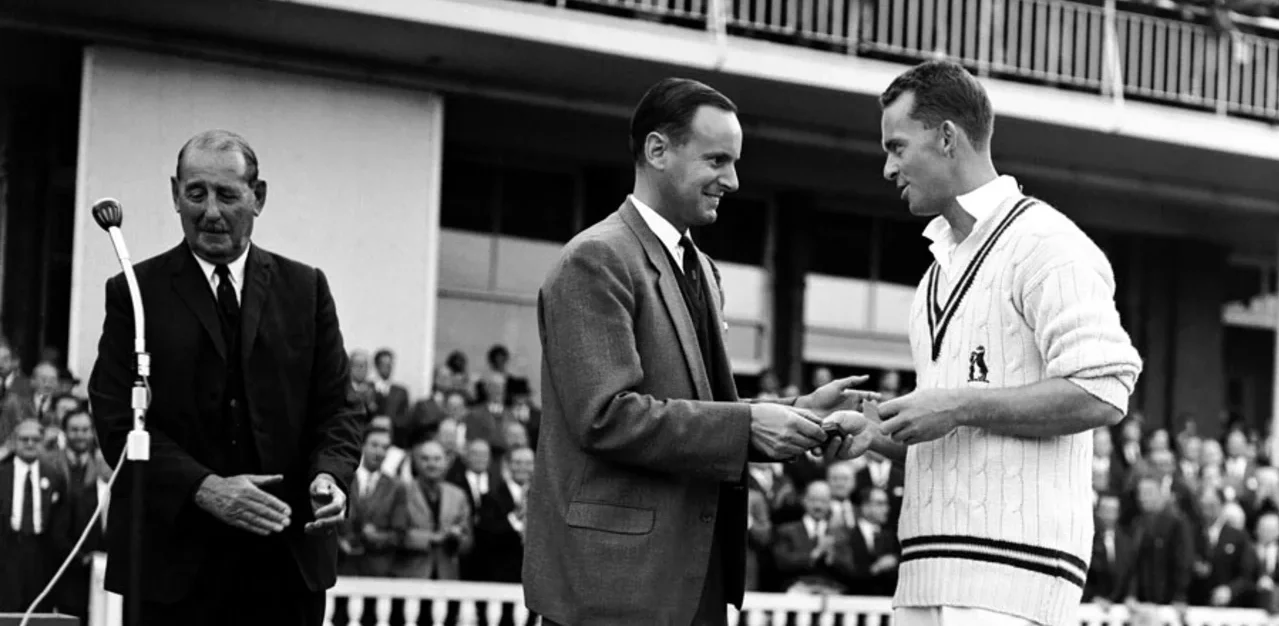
[1179,435,1203,491]
[27,362,61,426]
[856,449,904,533]
[372,349,410,426]
[434,351,474,404]
[772,481,856,595]
[0,419,70,613]
[56,407,112,624]
[1242,466,1279,535]
[876,370,901,401]
[745,486,772,592]
[847,485,898,596]
[464,379,504,455]
[1138,448,1199,528]
[475,345,511,401]
[475,445,534,584]
[1118,474,1194,614]
[1249,512,1279,614]
[755,369,781,400]
[349,349,378,417]
[344,427,403,578]
[504,378,540,451]
[826,461,857,529]
[1192,488,1256,608]
[1085,493,1128,605]
[368,416,412,482]
[394,439,471,621]
[1117,413,1146,472]
[809,367,833,393]
[1226,428,1258,494]
[1093,427,1124,499]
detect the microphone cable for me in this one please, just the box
[21,377,151,626]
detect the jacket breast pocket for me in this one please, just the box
[566,501,655,536]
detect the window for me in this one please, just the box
[440,158,497,234]
[807,210,873,278]
[497,167,578,243]
[876,216,934,286]
[694,196,767,266]
[580,166,632,232]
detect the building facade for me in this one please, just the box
[2,0,1279,440]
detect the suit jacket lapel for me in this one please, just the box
[169,244,227,361]
[0,460,12,521]
[240,246,274,360]
[618,200,713,400]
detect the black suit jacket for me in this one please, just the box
[374,384,410,421]
[1085,525,1130,602]
[474,479,524,583]
[88,242,365,602]
[1192,524,1257,605]
[1117,508,1195,604]
[845,519,899,596]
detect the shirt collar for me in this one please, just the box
[922,175,1021,245]
[629,194,687,258]
[190,242,251,291]
[14,456,34,474]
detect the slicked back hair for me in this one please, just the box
[176,129,260,183]
[629,77,738,165]
[880,60,994,151]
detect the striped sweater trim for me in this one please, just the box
[899,534,1087,588]
[926,196,1040,362]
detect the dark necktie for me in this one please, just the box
[680,236,700,288]
[214,264,240,347]
[20,467,35,534]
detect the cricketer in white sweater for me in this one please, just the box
[894,175,1142,626]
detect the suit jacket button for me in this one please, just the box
[700,513,713,523]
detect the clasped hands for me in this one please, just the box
[751,379,973,461]
[194,472,347,537]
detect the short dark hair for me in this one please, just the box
[629,77,737,165]
[879,60,994,150]
[487,344,509,367]
[374,349,394,364]
[176,129,260,183]
[61,404,91,431]
[852,485,887,508]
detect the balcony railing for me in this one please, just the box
[538,0,1279,121]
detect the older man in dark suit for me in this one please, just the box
[0,418,71,612]
[88,130,365,626]
[525,78,875,626]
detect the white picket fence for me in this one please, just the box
[88,554,1275,626]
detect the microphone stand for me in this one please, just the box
[94,199,150,626]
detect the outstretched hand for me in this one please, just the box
[749,403,827,461]
[878,388,968,445]
[796,375,880,418]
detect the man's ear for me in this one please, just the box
[252,179,268,216]
[938,121,959,158]
[644,132,670,170]
[170,176,181,210]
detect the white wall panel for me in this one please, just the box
[69,46,444,397]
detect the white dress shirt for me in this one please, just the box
[922,175,1020,277]
[630,194,691,272]
[802,515,827,541]
[355,465,380,498]
[191,243,250,303]
[467,470,490,503]
[858,518,880,550]
[97,478,111,533]
[11,457,42,534]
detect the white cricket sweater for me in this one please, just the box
[894,189,1143,626]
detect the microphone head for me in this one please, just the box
[92,198,123,231]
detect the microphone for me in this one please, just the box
[90,197,151,626]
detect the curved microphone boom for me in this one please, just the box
[90,197,151,626]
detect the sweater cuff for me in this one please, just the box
[1067,376,1130,415]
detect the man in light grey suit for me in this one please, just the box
[524,78,874,626]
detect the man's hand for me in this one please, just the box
[816,410,877,461]
[870,554,898,575]
[749,404,827,460]
[879,389,968,445]
[796,375,880,417]
[1211,585,1232,606]
[193,474,292,536]
[305,473,346,535]
[1260,575,1275,591]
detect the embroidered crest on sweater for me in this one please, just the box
[968,346,989,383]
